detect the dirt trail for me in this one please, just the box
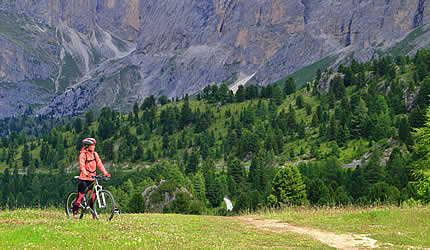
[236,216,379,249]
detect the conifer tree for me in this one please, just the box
[364,150,385,184]
[272,84,284,105]
[235,85,245,102]
[271,165,307,205]
[21,144,30,167]
[180,94,193,128]
[284,77,296,96]
[296,95,304,109]
[85,110,94,125]
[411,105,430,200]
[74,118,82,133]
[127,193,146,213]
[193,172,207,204]
[31,175,41,206]
[202,160,222,207]
[103,140,114,160]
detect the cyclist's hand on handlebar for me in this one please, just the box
[105,173,111,178]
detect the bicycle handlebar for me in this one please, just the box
[91,175,110,181]
[73,175,110,180]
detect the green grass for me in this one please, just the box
[253,205,430,248]
[32,79,55,92]
[2,206,428,248]
[338,139,370,164]
[90,46,104,65]
[223,72,239,87]
[0,12,46,52]
[274,55,337,89]
[385,24,430,57]
[111,35,130,53]
[0,209,329,248]
[59,52,81,91]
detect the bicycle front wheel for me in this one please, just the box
[65,191,82,219]
[94,190,115,221]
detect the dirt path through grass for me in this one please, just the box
[237,216,380,249]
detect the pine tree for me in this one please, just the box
[31,175,41,206]
[192,172,206,203]
[343,67,353,86]
[21,144,30,167]
[411,104,430,186]
[158,95,169,106]
[235,85,245,102]
[249,153,262,191]
[296,95,304,109]
[386,148,408,190]
[364,150,385,184]
[133,102,140,119]
[202,160,222,207]
[284,77,296,96]
[329,115,337,141]
[127,193,145,213]
[180,94,193,127]
[307,179,330,205]
[134,144,144,162]
[399,117,410,142]
[186,150,200,175]
[74,118,82,133]
[228,159,245,187]
[98,111,115,140]
[311,112,319,128]
[272,84,284,105]
[271,165,307,205]
[85,110,94,125]
[233,192,250,213]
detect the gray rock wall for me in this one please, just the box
[14,0,138,41]
[0,0,429,118]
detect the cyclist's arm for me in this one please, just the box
[95,152,109,176]
[79,153,89,176]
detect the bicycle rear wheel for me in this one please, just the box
[65,191,83,219]
[94,190,115,221]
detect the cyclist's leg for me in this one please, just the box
[73,180,91,216]
[90,192,96,208]
[87,181,97,219]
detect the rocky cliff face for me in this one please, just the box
[0,0,429,118]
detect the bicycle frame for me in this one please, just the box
[82,178,105,213]
[67,175,115,220]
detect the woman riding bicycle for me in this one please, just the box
[72,138,111,219]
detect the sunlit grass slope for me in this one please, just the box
[0,209,328,249]
[253,205,430,248]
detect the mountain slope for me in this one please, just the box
[2,49,430,211]
[1,0,430,118]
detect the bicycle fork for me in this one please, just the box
[95,184,106,209]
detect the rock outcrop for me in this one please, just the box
[0,0,430,118]
[142,180,193,213]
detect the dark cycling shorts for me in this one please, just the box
[78,180,95,193]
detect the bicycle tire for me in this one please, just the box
[94,190,116,221]
[65,191,83,219]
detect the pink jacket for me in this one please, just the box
[79,148,108,181]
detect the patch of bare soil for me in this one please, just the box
[236,216,379,249]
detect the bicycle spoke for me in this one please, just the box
[94,190,115,221]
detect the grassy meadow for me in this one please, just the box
[253,205,430,248]
[1,205,429,249]
[0,209,328,249]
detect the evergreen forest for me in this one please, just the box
[1,49,430,214]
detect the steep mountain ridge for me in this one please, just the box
[0,0,430,117]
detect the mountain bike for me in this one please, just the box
[65,175,116,221]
